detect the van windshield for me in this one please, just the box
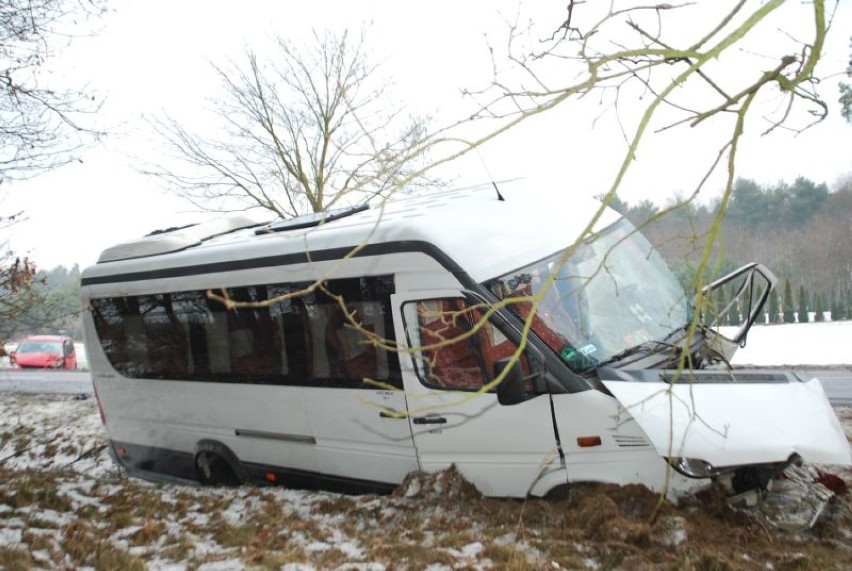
[485,218,690,373]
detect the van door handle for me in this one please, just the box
[379,410,405,419]
[412,415,447,425]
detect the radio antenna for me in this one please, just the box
[475,148,505,201]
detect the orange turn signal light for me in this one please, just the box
[576,436,602,448]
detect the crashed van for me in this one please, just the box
[79,181,850,524]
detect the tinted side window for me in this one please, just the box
[403,298,527,391]
[90,275,400,388]
[299,277,399,388]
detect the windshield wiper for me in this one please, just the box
[596,339,683,369]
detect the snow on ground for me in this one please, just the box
[730,321,852,367]
[0,322,851,569]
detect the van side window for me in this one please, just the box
[300,278,395,386]
[403,298,528,391]
[90,275,400,389]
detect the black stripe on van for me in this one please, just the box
[81,240,476,289]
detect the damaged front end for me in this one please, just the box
[603,369,851,530]
[695,456,842,532]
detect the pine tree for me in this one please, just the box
[726,283,738,325]
[797,284,808,323]
[834,286,849,321]
[782,278,794,323]
[719,283,736,326]
[712,282,725,326]
[768,288,780,324]
[846,287,852,321]
[830,289,841,321]
[814,292,825,322]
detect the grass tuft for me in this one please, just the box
[0,546,33,571]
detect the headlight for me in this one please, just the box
[667,457,718,478]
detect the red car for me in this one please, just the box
[10,335,78,370]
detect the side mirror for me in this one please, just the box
[697,263,777,346]
[494,357,526,406]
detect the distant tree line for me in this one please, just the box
[841,35,852,123]
[610,174,852,324]
[0,265,83,341]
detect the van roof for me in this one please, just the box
[81,180,617,285]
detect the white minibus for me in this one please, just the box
[80,181,849,519]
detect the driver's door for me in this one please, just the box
[391,291,558,497]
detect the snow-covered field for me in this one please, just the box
[0,322,850,569]
[730,320,852,367]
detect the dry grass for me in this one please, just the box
[0,394,850,570]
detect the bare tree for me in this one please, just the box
[151,28,434,217]
[1,0,104,183]
[1,0,104,349]
[0,213,45,354]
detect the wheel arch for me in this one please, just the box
[194,439,249,486]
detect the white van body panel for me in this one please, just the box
[91,372,320,473]
[305,388,418,484]
[85,282,419,485]
[601,378,852,467]
[548,390,705,497]
[403,388,558,497]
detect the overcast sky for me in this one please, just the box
[3,0,851,270]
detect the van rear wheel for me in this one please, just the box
[195,450,243,487]
[194,439,248,486]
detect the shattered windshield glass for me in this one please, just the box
[485,217,690,373]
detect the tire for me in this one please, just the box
[194,440,247,486]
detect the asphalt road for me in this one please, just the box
[0,369,93,395]
[1,368,851,405]
[804,369,852,406]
